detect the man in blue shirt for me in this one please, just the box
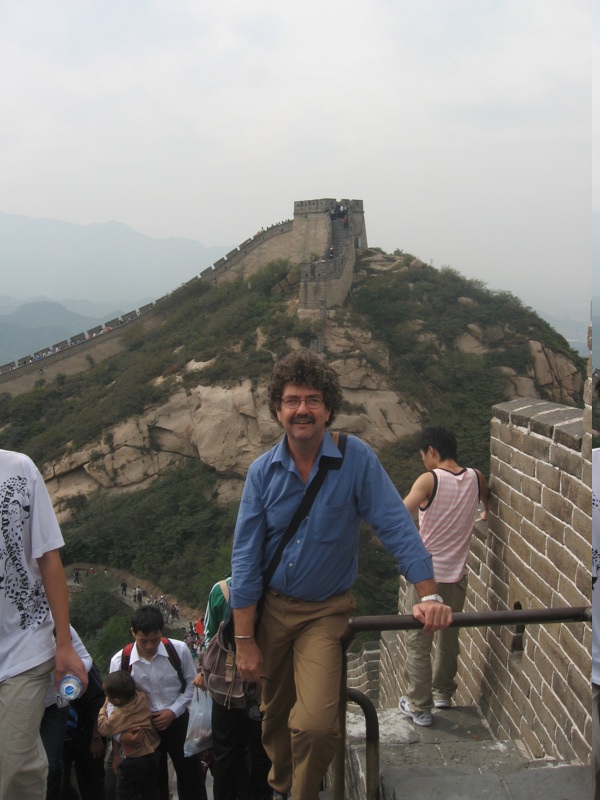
[230,350,452,800]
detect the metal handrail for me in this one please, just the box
[333,606,591,800]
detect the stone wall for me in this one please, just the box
[377,397,591,763]
[0,198,366,392]
[298,244,356,313]
[347,641,381,706]
[297,199,366,313]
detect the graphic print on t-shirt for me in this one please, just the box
[0,474,49,629]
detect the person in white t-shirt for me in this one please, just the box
[0,449,88,800]
[399,426,490,727]
[591,381,600,800]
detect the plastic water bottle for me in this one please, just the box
[56,674,83,708]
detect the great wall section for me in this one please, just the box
[1,198,592,797]
[0,198,367,395]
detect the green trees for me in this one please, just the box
[62,460,238,608]
[69,573,132,672]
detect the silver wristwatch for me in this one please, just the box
[419,594,444,603]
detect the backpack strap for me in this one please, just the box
[161,638,186,694]
[120,638,186,694]
[120,642,134,672]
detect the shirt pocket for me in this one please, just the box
[308,503,357,544]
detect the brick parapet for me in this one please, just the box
[460,399,589,762]
[372,397,592,764]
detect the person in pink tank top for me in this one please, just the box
[398,426,490,727]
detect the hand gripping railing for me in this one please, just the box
[332,606,592,800]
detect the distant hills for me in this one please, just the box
[536,309,588,360]
[0,211,590,367]
[0,212,230,308]
[0,299,123,364]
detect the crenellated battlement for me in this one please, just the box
[0,198,367,391]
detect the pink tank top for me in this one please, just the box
[418,468,480,583]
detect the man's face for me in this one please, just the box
[276,383,331,447]
[131,628,162,660]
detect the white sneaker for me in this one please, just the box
[399,696,432,727]
[433,697,452,709]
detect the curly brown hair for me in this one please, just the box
[267,349,344,426]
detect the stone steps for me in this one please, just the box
[341,704,591,800]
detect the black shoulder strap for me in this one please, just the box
[162,638,186,694]
[262,433,347,593]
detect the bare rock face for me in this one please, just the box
[45,323,424,518]
[188,382,281,473]
[499,367,538,399]
[527,340,583,405]
[455,332,488,354]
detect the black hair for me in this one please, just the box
[131,605,164,634]
[417,426,458,461]
[267,349,343,426]
[103,670,136,703]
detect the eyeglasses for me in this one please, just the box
[280,396,324,409]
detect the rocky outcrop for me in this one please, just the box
[452,327,582,406]
[45,324,422,520]
[527,340,584,404]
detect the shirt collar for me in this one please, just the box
[272,431,342,468]
[130,639,169,664]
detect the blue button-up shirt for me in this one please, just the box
[230,431,433,607]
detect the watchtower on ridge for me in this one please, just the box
[295,198,367,316]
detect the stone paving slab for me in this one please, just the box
[380,763,592,800]
[348,705,591,800]
[381,765,511,799]
[503,764,592,799]
[379,738,523,774]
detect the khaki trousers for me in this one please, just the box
[0,657,54,800]
[257,589,355,800]
[404,578,467,712]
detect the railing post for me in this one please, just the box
[347,689,380,800]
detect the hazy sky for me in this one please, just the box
[0,0,592,320]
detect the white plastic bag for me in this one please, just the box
[184,688,213,756]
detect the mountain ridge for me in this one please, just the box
[0,300,125,364]
[0,211,231,308]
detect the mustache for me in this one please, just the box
[290,414,315,423]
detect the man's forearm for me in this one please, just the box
[233,604,258,638]
[412,579,439,599]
